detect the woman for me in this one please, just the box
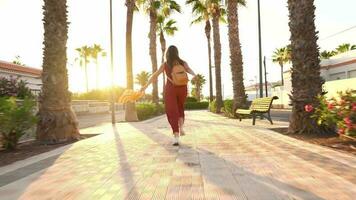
[140,45,197,146]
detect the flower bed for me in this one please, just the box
[310,90,356,138]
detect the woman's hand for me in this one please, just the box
[140,86,146,93]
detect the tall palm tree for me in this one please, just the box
[210,1,225,113]
[135,71,151,88]
[91,44,106,89]
[335,43,356,54]
[137,0,160,104]
[75,45,91,92]
[272,45,291,86]
[226,0,247,111]
[37,0,79,143]
[191,74,206,102]
[186,0,213,102]
[287,0,323,134]
[137,0,180,104]
[125,0,139,121]
[157,15,179,100]
[319,50,336,60]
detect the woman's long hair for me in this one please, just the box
[166,45,184,69]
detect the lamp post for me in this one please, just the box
[109,0,116,124]
[257,0,263,98]
[264,56,268,97]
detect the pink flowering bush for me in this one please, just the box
[312,90,356,137]
[0,76,33,99]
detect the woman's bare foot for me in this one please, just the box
[173,133,179,146]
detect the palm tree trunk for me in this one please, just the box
[287,0,323,134]
[37,0,80,144]
[205,20,213,102]
[125,0,138,121]
[212,14,223,113]
[84,59,89,92]
[160,30,166,101]
[227,0,247,111]
[149,8,159,104]
[95,59,99,89]
[280,63,284,86]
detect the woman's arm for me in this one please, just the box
[140,64,165,92]
[184,62,197,77]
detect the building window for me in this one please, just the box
[348,70,356,78]
[329,72,346,81]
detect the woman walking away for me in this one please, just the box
[140,45,197,146]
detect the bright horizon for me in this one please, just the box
[1,0,356,97]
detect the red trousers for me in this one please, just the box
[164,83,187,133]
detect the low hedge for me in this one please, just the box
[185,101,209,110]
[209,100,217,113]
[223,99,235,118]
[136,102,165,121]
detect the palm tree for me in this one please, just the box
[75,45,91,92]
[226,0,247,110]
[137,0,160,104]
[187,0,215,103]
[210,1,225,113]
[335,43,356,54]
[91,44,106,89]
[191,74,206,102]
[137,0,180,104]
[125,0,139,121]
[135,71,151,88]
[287,0,323,134]
[320,50,336,60]
[37,0,79,143]
[272,45,291,86]
[157,15,179,100]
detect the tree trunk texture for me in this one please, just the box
[212,14,223,113]
[125,0,138,122]
[96,59,99,89]
[149,8,159,104]
[205,20,213,102]
[280,63,284,86]
[287,0,323,134]
[84,60,88,92]
[227,0,247,111]
[37,0,80,144]
[160,31,166,101]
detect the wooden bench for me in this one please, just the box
[236,96,278,125]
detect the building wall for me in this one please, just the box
[321,63,356,81]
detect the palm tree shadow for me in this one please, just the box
[127,122,325,200]
[112,124,140,199]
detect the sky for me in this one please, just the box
[1,0,356,97]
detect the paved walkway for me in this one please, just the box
[0,111,355,200]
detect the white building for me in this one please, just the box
[320,50,356,81]
[271,50,356,108]
[0,60,42,94]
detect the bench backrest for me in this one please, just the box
[249,96,277,112]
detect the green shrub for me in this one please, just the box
[209,100,217,113]
[185,102,209,110]
[0,77,34,99]
[186,96,198,102]
[223,99,235,118]
[312,90,356,136]
[136,103,165,121]
[0,97,37,150]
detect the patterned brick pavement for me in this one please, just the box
[0,111,355,200]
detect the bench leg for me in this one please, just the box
[267,112,273,125]
[239,115,242,121]
[252,114,256,125]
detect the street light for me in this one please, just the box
[109,0,116,124]
[257,0,263,98]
